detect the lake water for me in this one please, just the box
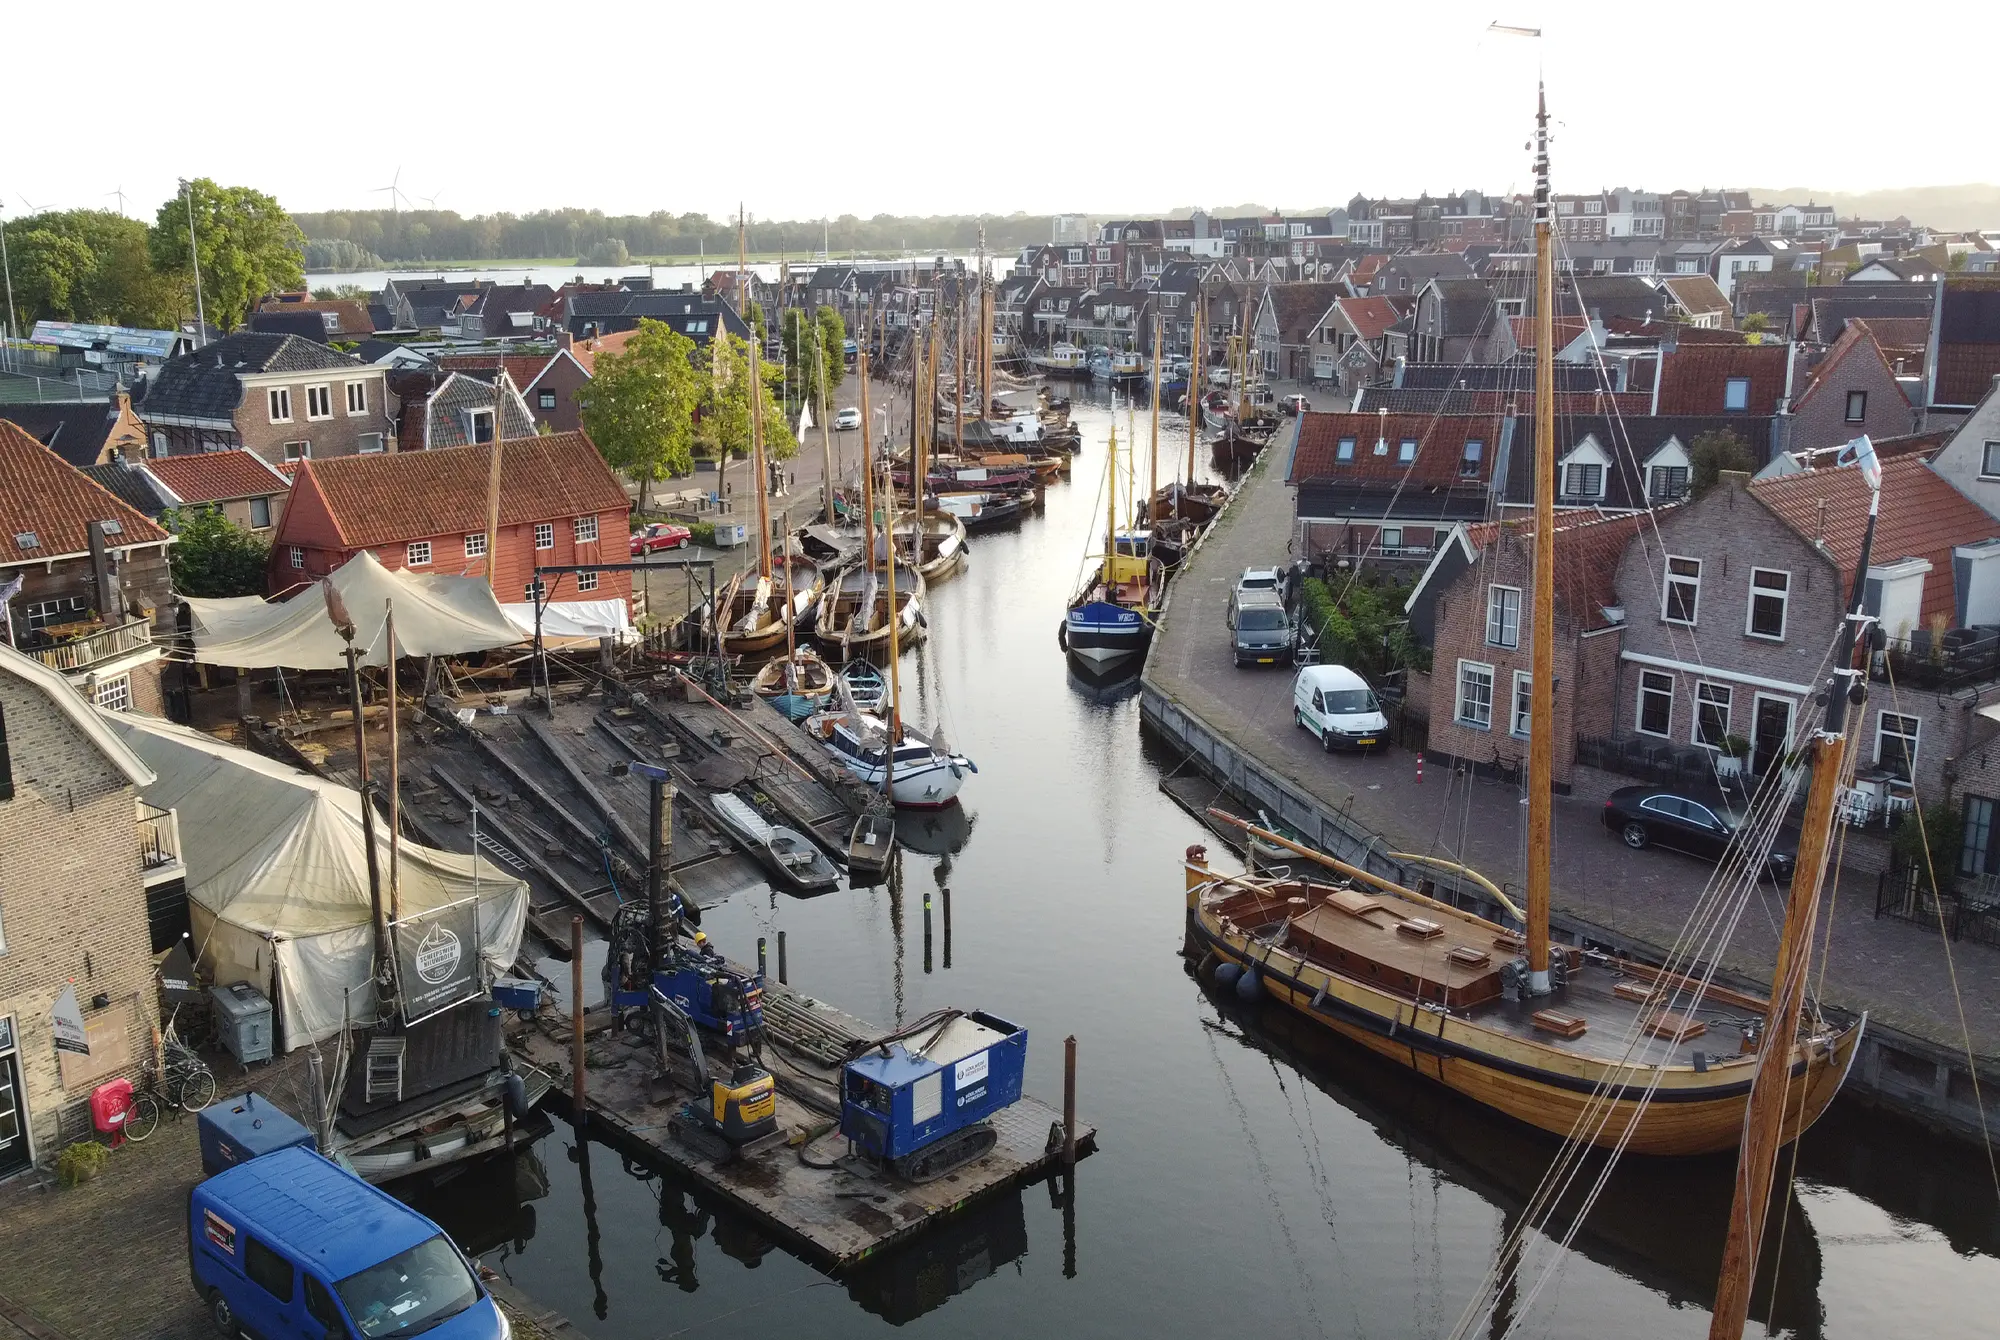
[306,254,1013,296]
[420,387,1999,1339]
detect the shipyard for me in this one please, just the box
[4,9,2000,1340]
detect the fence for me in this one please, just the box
[27,618,153,674]
[1875,863,2000,949]
[1876,629,2000,692]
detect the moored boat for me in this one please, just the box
[878,509,968,584]
[847,800,896,881]
[708,790,841,894]
[806,711,975,809]
[1029,342,1093,378]
[752,645,836,721]
[841,660,886,712]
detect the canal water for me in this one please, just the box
[425,389,1999,1339]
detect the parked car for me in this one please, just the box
[833,406,863,430]
[1293,664,1387,752]
[1228,589,1294,668]
[630,521,693,555]
[1282,393,1311,416]
[1235,566,1282,600]
[1600,785,1798,883]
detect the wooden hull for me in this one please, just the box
[1187,900,1861,1157]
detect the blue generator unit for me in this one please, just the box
[197,1092,316,1177]
[841,1011,1027,1183]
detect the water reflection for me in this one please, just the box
[892,802,974,856]
[1065,655,1144,705]
[843,1189,1030,1323]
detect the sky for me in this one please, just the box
[7,1,1997,227]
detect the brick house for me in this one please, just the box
[0,422,174,715]
[1788,321,1918,452]
[1407,512,1651,789]
[136,450,293,535]
[268,431,634,614]
[1925,375,2000,516]
[137,332,397,465]
[0,644,167,1179]
[1251,282,1343,380]
[437,337,597,435]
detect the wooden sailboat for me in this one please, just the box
[1180,90,1862,1158]
[1150,297,1227,548]
[822,328,923,658]
[1063,421,1158,667]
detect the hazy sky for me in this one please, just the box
[8,2,1995,225]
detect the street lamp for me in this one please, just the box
[179,178,208,346]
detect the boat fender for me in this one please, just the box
[1213,961,1243,990]
[1235,967,1264,1003]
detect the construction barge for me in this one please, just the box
[513,973,1095,1271]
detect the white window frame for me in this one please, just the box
[574,515,599,544]
[524,578,547,602]
[1637,670,1675,738]
[1648,463,1690,502]
[305,384,333,421]
[1845,389,1867,423]
[465,407,496,444]
[1455,660,1495,729]
[345,381,368,415]
[1876,711,1921,779]
[267,387,292,423]
[464,533,487,558]
[357,433,385,454]
[1662,556,1701,625]
[1982,441,2000,480]
[1511,671,1533,738]
[1336,437,1356,462]
[1379,526,1403,551]
[1461,439,1484,478]
[1397,438,1417,463]
[1486,585,1521,649]
[538,390,557,410]
[577,570,599,592]
[406,540,432,567]
[248,496,272,530]
[534,522,554,551]
[289,546,304,569]
[1747,568,1790,641]
[1694,682,1733,749]
[283,440,311,461]
[1724,377,1750,411]
[1562,461,1605,499]
[93,674,132,712]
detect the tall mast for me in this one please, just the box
[1708,442,1882,1340]
[1185,299,1203,487]
[1525,85,1557,995]
[859,308,878,578]
[1148,315,1162,521]
[816,320,835,526]
[954,278,966,455]
[1103,423,1119,586]
[750,328,772,582]
[881,338,905,774]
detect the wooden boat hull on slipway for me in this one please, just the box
[716,558,823,657]
[751,648,836,721]
[1183,855,1862,1157]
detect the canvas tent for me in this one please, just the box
[108,712,527,1051]
[499,598,635,642]
[183,549,523,669]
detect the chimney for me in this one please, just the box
[554,329,574,352]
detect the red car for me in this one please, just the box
[629,521,693,555]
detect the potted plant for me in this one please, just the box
[1714,733,1751,779]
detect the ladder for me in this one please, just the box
[364,1036,407,1105]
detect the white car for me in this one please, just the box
[1293,664,1388,753]
[833,406,862,430]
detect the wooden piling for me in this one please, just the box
[570,915,586,1128]
[1063,1035,1078,1170]
[758,936,768,980]
[777,931,787,984]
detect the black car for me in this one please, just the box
[1600,785,1798,883]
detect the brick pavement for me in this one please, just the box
[1147,393,2000,1060]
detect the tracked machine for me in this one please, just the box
[838,1011,1028,1183]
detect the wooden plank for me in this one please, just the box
[522,713,649,862]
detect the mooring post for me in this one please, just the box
[777,930,788,984]
[1062,1034,1078,1171]
[570,915,586,1130]
[942,886,952,970]
[758,936,768,980]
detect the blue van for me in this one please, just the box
[188,1146,508,1339]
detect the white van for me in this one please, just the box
[1293,664,1388,752]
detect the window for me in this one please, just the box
[1380,527,1403,550]
[1638,670,1674,736]
[465,408,496,444]
[1747,568,1789,639]
[151,431,168,458]
[1961,795,1997,876]
[1695,683,1732,748]
[289,546,304,569]
[1562,462,1604,498]
[524,579,547,602]
[1461,439,1484,478]
[1336,436,1355,462]
[406,540,431,566]
[304,1277,342,1330]
[92,675,131,713]
[1845,390,1867,423]
[244,1237,294,1303]
[248,496,272,529]
[1724,377,1750,411]
[574,515,599,543]
[539,391,557,410]
[1511,671,1533,737]
[464,533,487,558]
[1982,442,2000,479]
[346,381,368,415]
[1663,556,1701,624]
[357,433,385,454]
[267,387,292,423]
[1397,438,1417,463]
[1649,465,1689,502]
[1456,660,1495,729]
[1876,712,1920,780]
[305,384,332,420]
[534,522,554,550]
[284,440,311,461]
[1486,585,1521,649]
[0,701,12,803]
[578,570,599,592]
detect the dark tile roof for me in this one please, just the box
[79,461,177,517]
[1356,387,1651,416]
[0,420,171,564]
[1805,293,1934,343]
[1565,275,1670,323]
[1265,283,1345,344]
[140,333,362,424]
[1496,415,1775,509]
[248,310,336,344]
[1654,342,1790,415]
[1396,363,1606,392]
[1425,278,1498,337]
[7,401,124,467]
[1935,276,2000,406]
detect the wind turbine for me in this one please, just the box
[420,190,444,211]
[107,186,129,216]
[373,166,409,215]
[16,192,51,214]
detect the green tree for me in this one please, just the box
[1739,311,1771,334]
[815,305,847,397]
[1298,574,1422,680]
[165,505,271,598]
[0,209,181,329]
[10,228,95,321]
[577,318,703,512]
[698,333,794,466]
[745,301,767,343]
[1689,429,1755,496]
[150,179,305,332]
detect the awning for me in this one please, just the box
[500,599,634,642]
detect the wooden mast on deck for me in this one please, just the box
[954,276,966,455]
[1185,300,1203,491]
[877,322,905,799]
[1526,85,1556,994]
[1147,315,1162,523]
[1103,423,1119,587]
[750,329,772,584]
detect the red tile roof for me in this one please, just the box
[1750,455,1995,628]
[435,353,553,390]
[142,450,290,504]
[1791,321,1910,415]
[0,419,171,564]
[255,296,373,336]
[1335,295,1403,343]
[1655,341,1790,415]
[1290,411,1502,486]
[1464,509,1658,630]
[289,431,629,550]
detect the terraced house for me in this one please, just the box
[135,333,396,465]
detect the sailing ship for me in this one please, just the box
[1148,302,1228,551]
[1064,404,1159,667]
[878,510,968,584]
[1179,89,1863,1159]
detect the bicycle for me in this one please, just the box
[122,1036,218,1141]
[1482,746,1524,790]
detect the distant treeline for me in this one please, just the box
[290,209,1064,267]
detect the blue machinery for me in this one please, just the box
[840,1010,1028,1183]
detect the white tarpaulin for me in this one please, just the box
[107,712,527,1051]
[500,599,635,642]
[183,550,524,669]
